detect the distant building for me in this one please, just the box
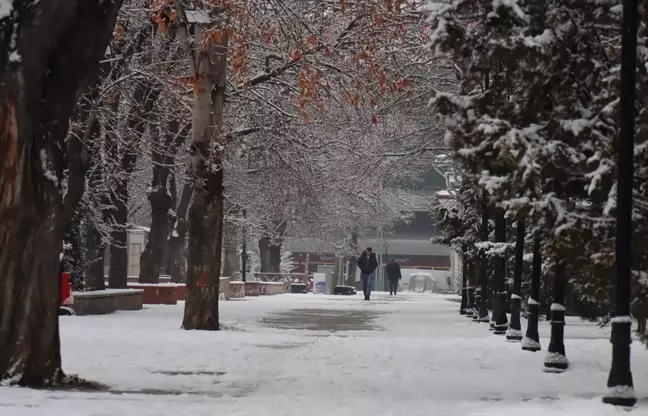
[288,168,453,275]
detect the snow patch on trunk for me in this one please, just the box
[610,316,632,324]
[40,149,59,186]
[9,50,20,62]
[0,0,13,20]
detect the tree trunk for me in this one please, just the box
[84,222,106,291]
[259,224,284,274]
[475,198,490,323]
[506,218,525,341]
[544,261,569,372]
[346,231,359,288]
[139,118,187,283]
[64,209,85,291]
[522,232,542,351]
[492,209,508,334]
[466,263,476,317]
[222,217,240,277]
[259,235,273,273]
[270,243,282,273]
[0,0,123,386]
[460,255,468,314]
[109,188,129,288]
[108,82,160,287]
[169,182,192,283]
[83,134,110,290]
[139,190,170,283]
[180,11,229,330]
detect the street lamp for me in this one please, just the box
[603,0,638,406]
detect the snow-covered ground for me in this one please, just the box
[2,292,648,415]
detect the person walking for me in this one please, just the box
[386,259,402,295]
[358,247,378,300]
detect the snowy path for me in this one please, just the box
[2,292,648,415]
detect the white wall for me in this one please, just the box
[103,229,148,278]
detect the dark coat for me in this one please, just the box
[386,262,402,281]
[358,251,378,274]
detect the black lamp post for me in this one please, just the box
[522,233,542,352]
[603,0,638,405]
[543,262,568,372]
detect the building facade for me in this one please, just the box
[288,168,452,277]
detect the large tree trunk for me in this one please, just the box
[139,118,187,283]
[64,209,85,291]
[108,187,129,288]
[346,231,359,288]
[270,243,282,273]
[140,193,170,283]
[108,82,160,288]
[169,182,192,283]
[0,0,123,386]
[180,9,228,330]
[84,222,106,291]
[258,235,282,273]
[222,217,240,277]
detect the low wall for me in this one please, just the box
[245,281,261,297]
[230,281,245,298]
[127,284,177,305]
[71,289,144,316]
[124,277,231,302]
[260,282,286,296]
[175,284,186,301]
[127,275,173,284]
[220,277,231,300]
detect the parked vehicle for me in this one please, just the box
[59,255,75,316]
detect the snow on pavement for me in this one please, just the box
[1,292,648,415]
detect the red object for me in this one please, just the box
[128,284,177,305]
[175,284,186,301]
[307,277,314,292]
[198,272,208,289]
[60,272,73,306]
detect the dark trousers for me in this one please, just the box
[389,280,399,294]
[361,272,375,298]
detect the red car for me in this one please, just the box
[59,258,75,315]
